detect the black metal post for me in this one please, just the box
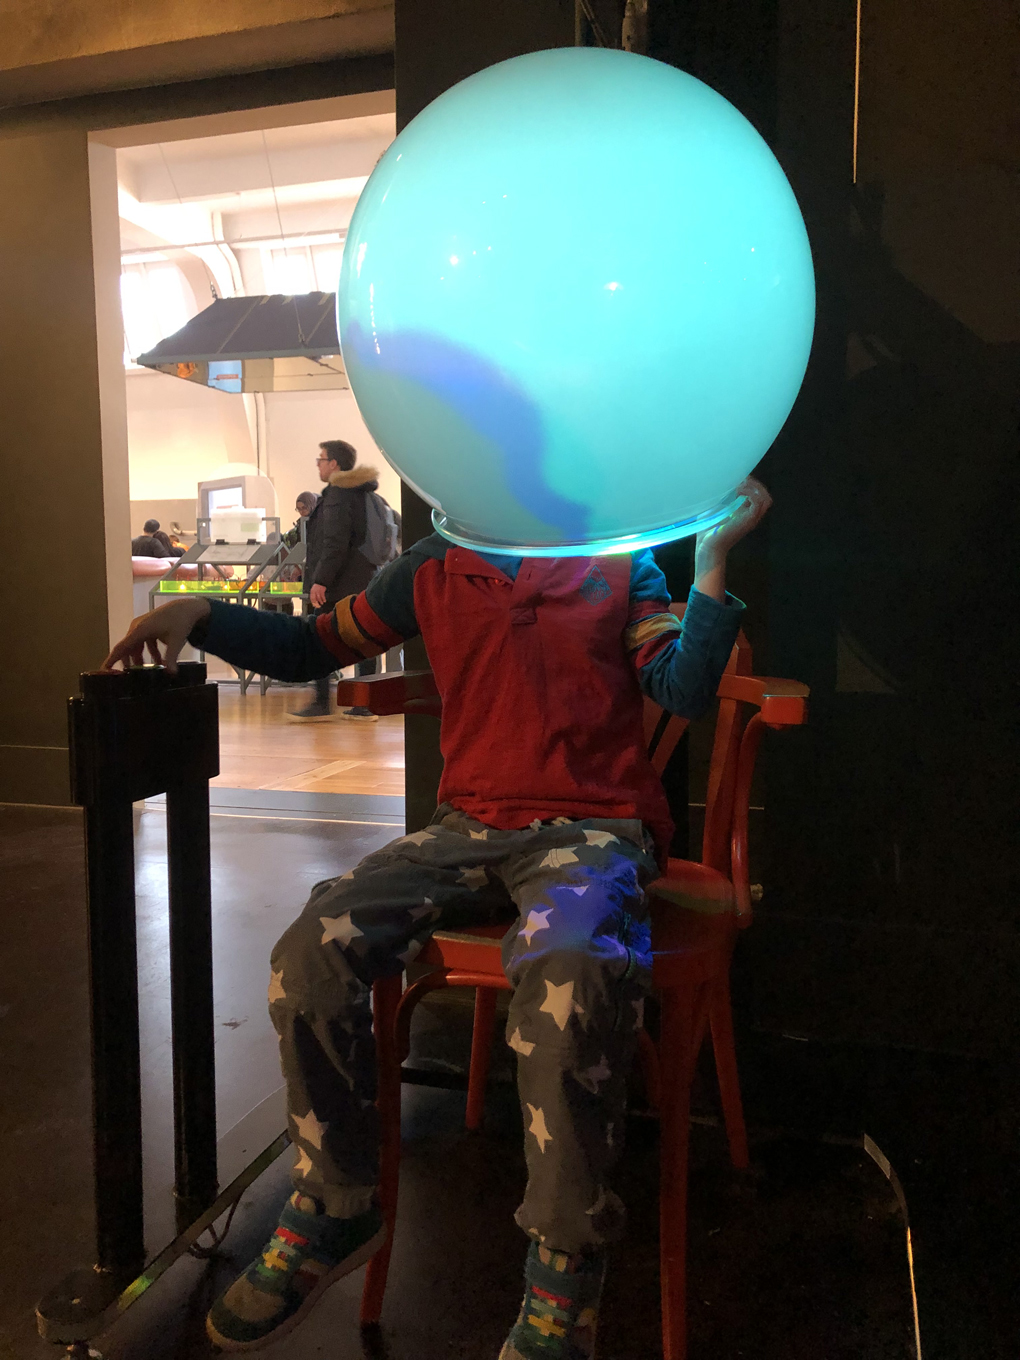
[38,662,221,1347]
[166,774,218,1227]
[82,773,145,1276]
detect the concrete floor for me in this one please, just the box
[0,797,965,1360]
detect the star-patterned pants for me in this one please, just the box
[268,804,657,1253]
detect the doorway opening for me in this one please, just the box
[92,91,405,817]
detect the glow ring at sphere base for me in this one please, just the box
[432,494,745,559]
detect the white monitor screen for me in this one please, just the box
[208,485,244,512]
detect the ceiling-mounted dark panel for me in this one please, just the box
[136,292,340,364]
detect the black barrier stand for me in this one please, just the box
[37,663,220,1348]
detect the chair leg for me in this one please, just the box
[465,987,498,1132]
[360,974,403,1327]
[658,982,711,1360]
[708,974,750,1170]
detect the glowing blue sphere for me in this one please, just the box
[338,47,814,556]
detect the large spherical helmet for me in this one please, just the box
[337,47,815,556]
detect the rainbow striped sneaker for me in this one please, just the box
[206,1193,385,1351]
[498,1242,606,1359]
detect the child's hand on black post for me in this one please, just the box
[103,598,212,673]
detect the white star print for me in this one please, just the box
[294,1146,314,1177]
[409,898,437,920]
[583,830,619,849]
[632,998,645,1030]
[508,1027,536,1057]
[292,1109,327,1150]
[565,884,588,896]
[578,1055,612,1094]
[320,914,364,948]
[397,939,423,966]
[540,847,579,870]
[469,829,488,840]
[519,908,553,945]
[527,1103,552,1152]
[540,979,576,1031]
[400,830,437,847]
[267,969,286,1005]
[586,1185,609,1217]
[458,866,488,891]
[339,869,355,881]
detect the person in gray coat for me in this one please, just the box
[290,440,381,721]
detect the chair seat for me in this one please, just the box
[418,861,738,992]
[420,922,509,976]
[649,860,739,990]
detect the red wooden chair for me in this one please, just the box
[337,615,808,1359]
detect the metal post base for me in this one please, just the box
[36,1129,290,1349]
[36,1266,127,1345]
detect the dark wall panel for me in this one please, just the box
[751,0,1020,1056]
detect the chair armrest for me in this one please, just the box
[715,673,809,727]
[334,669,439,716]
[714,678,809,922]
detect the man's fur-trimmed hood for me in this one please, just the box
[328,465,379,489]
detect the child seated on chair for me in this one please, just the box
[104,477,770,1358]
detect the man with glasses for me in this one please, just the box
[290,439,382,721]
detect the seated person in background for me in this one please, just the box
[132,519,181,558]
[166,523,189,554]
[131,532,168,557]
[103,478,769,1360]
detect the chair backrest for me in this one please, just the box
[642,602,754,875]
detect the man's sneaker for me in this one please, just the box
[206,1194,385,1351]
[286,700,334,722]
[339,707,379,722]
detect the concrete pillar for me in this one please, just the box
[0,129,131,803]
[394,0,576,831]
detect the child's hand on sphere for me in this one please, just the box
[693,477,772,602]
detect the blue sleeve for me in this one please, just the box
[629,548,670,603]
[191,601,340,681]
[636,584,746,719]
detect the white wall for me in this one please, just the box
[264,387,403,530]
[125,370,404,537]
[126,367,257,502]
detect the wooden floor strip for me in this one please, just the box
[212,687,405,797]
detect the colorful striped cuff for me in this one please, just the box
[333,592,405,657]
[624,610,682,654]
